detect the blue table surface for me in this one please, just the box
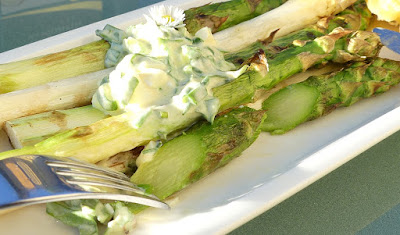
[2,1,400,234]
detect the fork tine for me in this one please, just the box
[65,179,159,199]
[48,158,154,197]
[55,169,144,191]
[47,158,160,199]
[46,160,129,180]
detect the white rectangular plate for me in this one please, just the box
[0,1,399,234]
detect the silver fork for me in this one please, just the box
[0,154,169,212]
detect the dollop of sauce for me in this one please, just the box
[92,14,246,129]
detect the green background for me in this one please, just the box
[1,0,400,234]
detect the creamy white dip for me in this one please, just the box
[92,10,246,131]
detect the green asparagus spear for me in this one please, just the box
[184,0,288,34]
[0,28,381,163]
[131,107,265,199]
[261,58,400,134]
[225,0,372,66]
[214,28,382,111]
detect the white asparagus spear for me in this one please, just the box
[4,105,108,148]
[0,68,112,127]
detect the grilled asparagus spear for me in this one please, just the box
[128,107,265,213]
[225,0,371,65]
[184,0,288,34]
[214,28,381,111]
[0,41,110,94]
[4,106,109,148]
[0,28,381,163]
[262,58,400,134]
